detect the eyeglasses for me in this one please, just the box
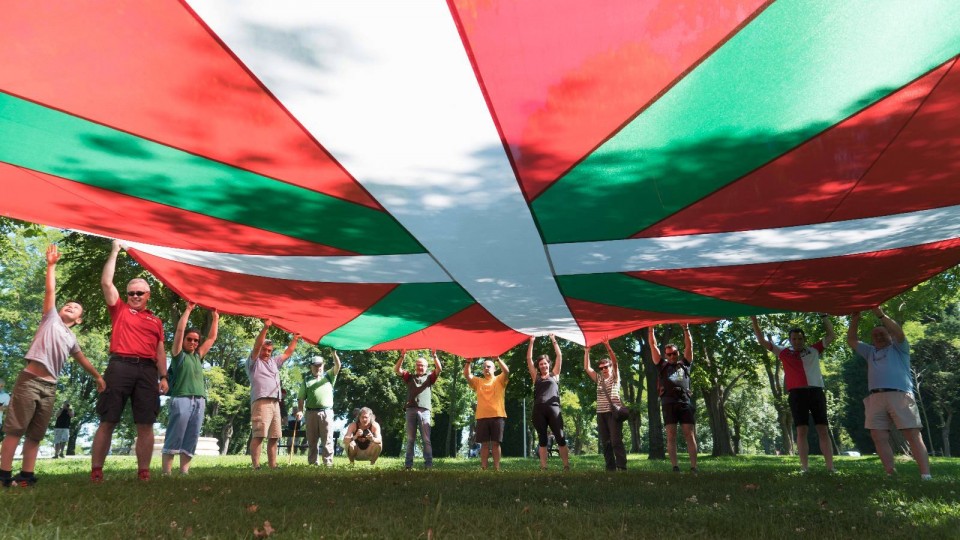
[126,291,148,297]
[666,351,679,357]
[184,337,200,343]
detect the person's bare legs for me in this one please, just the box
[815,424,835,471]
[91,421,117,468]
[162,453,175,475]
[682,423,699,469]
[902,428,931,476]
[0,435,20,472]
[249,437,264,468]
[538,446,548,469]
[480,442,490,469]
[179,454,193,474]
[870,429,896,474]
[492,442,502,471]
[266,438,279,468]
[666,424,678,468]
[796,424,810,471]
[135,423,154,471]
[559,445,570,469]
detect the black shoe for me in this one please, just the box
[672,466,681,473]
[690,467,699,474]
[12,473,37,487]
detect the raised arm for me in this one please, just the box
[100,240,122,307]
[750,316,774,351]
[198,308,219,358]
[463,358,474,382]
[278,333,300,364]
[604,341,618,375]
[846,312,862,350]
[550,335,562,377]
[526,336,537,382]
[583,347,597,382]
[682,324,693,363]
[394,349,407,376]
[873,307,905,343]
[821,314,836,347]
[331,350,342,376]
[432,349,442,375]
[252,319,271,358]
[648,326,661,364]
[172,302,194,357]
[496,356,509,377]
[43,244,59,313]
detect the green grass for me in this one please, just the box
[1,454,958,539]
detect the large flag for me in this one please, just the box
[2,1,960,355]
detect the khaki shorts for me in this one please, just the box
[348,440,383,463]
[2,371,57,442]
[251,398,282,439]
[864,391,922,430]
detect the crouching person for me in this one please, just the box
[344,407,382,465]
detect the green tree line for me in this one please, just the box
[1,218,958,459]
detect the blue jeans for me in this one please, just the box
[405,407,432,468]
[163,396,205,456]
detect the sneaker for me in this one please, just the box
[799,468,809,475]
[690,467,699,474]
[672,466,681,473]
[90,469,104,483]
[137,469,151,482]
[921,474,933,481]
[12,473,36,488]
[1,477,12,489]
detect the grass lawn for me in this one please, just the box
[1,453,958,539]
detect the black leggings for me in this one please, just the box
[533,404,566,447]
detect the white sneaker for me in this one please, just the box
[920,474,933,481]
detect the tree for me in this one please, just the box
[912,338,960,456]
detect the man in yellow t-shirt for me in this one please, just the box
[464,357,510,471]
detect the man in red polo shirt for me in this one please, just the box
[90,240,167,482]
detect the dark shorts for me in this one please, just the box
[662,400,696,425]
[475,417,505,443]
[788,387,828,427]
[96,357,160,424]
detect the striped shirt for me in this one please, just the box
[596,370,621,413]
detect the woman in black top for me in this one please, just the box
[526,335,569,471]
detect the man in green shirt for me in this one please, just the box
[297,353,341,466]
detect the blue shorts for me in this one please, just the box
[162,396,205,457]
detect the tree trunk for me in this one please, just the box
[761,347,795,455]
[942,410,952,458]
[445,365,459,456]
[644,359,664,459]
[701,384,734,456]
[731,418,741,455]
[220,417,234,456]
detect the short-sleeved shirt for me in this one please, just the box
[169,350,206,398]
[596,370,621,413]
[24,309,81,378]
[656,359,692,404]
[55,409,73,429]
[469,373,508,419]
[247,354,284,403]
[855,338,913,392]
[772,339,828,390]
[402,371,438,410]
[299,371,337,409]
[107,300,164,359]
